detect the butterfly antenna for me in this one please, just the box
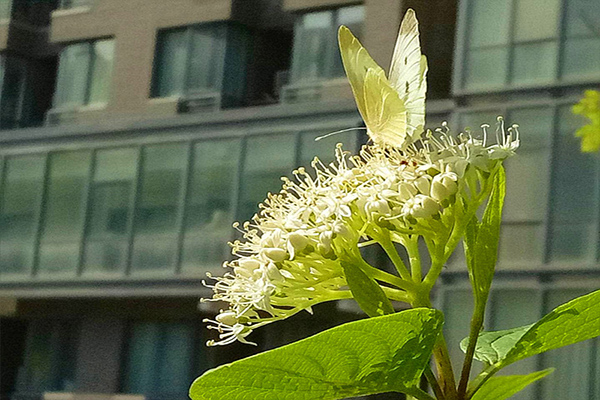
[315,127,367,141]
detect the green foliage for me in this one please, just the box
[573,90,600,152]
[470,369,553,400]
[341,260,395,317]
[463,288,600,368]
[464,167,506,311]
[190,309,443,400]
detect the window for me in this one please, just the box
[14,320,78,394]
[0,155,45,275]
[53,39,114,109]
[0,0,12,20]
[122,322,202,399]
[182,139,240,272]
[290,5,364,83]
[38,151,92,275]
[131,143,187,272]
[83,148,138,275]
[457,0,600,92]
[152,24,234,99]
[239,134,296,222]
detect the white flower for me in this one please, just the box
[203,118,519,346]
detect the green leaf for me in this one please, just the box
[463,288,600,368]
[471,369,553,400]
[190,308,443,400]
[341,260,395,317]
[465,167,505,309]
[460,324,532,365]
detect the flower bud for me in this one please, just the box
[398,182,417,200]
[216,310,238,326]
[262,247,288,263]
[414,176,431,194]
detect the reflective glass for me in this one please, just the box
[565,0,600,37]
[239,134,295,222]
[83,148,137,274]
[39,151,91,275]
[490,289,540,400]
[498,224,545,266]
[54,43,91,108]
[512,42,558,85]
[562,37,600,79]
[541,289,593,399]
[0,155,45,275]
[182,139,240,272]
[122,322,195,397]
[88,39,114,105]
[514,0,560,42]
[187,28,224,92]
[153,29,188,97]
[467,0,511,48]
[291,11,333,81]
[464,48,508,89]
[132,143,187,272]
[550,107,597,262]
[443,290,475,379]
[0,0,11,20]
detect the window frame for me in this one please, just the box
[453,0,600,95]
[53,38,115,110]
[150,23,228,99]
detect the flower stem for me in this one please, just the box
[403,235,422,282]
[424,366,445,400]
[374,232,412,281]
[457,307,484,399]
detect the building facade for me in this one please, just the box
[0,0,598,399]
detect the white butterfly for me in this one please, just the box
[339,9,428,149]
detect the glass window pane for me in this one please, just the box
[132,143,187,272]
[182,139,240,272]
[467,0,511,47]
[0,0,12,20]
[443,289,475,379]
[153,29,188,97]
[291,11,334,82]
[0,155,45,275]
[54,43,91,108]
[187,28,223,92]
[83,148,137,275]
[88,39,114,105]
[514,0,560,42]
[562,37,600,80]
[498,224,545,266]
[541,289,593,400]
[298,128,357,167]
[239,134,295,222]
[464,48,508,89]
[39,151,91,275]
[491,289,540,399]
[512,42,558,85]
[565,0,600,37]
[504,152,549,221]
[122,323,195,397]
[122,323,161,393]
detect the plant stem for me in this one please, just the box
[412,296,458,400]
[406,388,437,400]
[376,232,412,281]
[457,308,484,399]
[403,235,422,282]
[424,366,445,400]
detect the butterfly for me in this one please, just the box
[339,9,427,150]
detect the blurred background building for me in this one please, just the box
[0,0,598,399]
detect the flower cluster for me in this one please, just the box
[202,118,519,346]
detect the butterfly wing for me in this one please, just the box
[338,26,409,148]
[388,9,427,141]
